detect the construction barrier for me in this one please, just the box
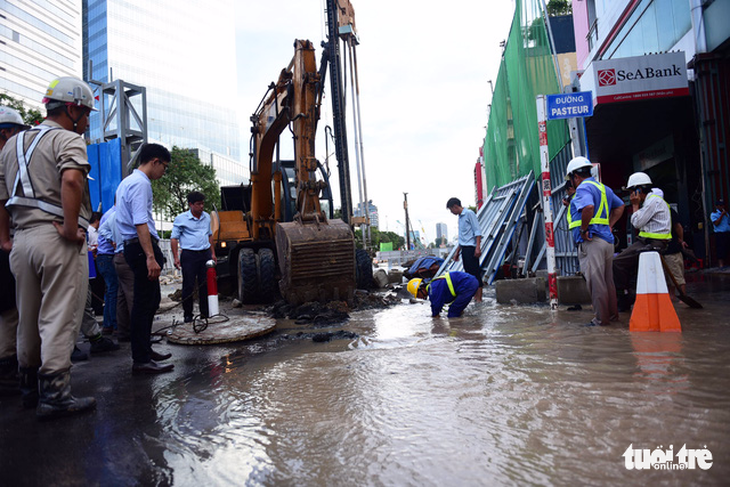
[629,251,681,332]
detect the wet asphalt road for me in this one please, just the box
[1,271,729,486]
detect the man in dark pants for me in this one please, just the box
[446,197,483,302]
[170,191,216,323]
[115,143,173,375]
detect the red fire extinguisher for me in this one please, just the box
[206,259,218,317]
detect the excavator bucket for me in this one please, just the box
[275,219,356,305]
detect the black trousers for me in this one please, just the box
[613,237,669,294]
[124,240,163,364]
[181,249,210,319]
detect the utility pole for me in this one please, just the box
[403,192,411,250]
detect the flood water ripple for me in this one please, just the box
[137,288,730,486]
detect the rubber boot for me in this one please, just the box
[19,366,39,408]
[36,370,96,420]
[0,355,20,396]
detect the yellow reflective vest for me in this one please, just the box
[638,194,672,240]
[567,180,610,230]
[427,272,456,297]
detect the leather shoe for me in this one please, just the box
[132,360,174,375]
[149,349,172,361]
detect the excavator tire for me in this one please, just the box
[355,248,373,290]
[257,248,278,303]
[237,248,258,304]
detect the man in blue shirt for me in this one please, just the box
[170,191,216,323]
[711,199,730,268]
[565,157,625,326]
[116,143,173,375]
[96,206,118,336]
[407,271,479,318]
[447,197,483,302]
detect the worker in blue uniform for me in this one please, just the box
[407,271,479,318]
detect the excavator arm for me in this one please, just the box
[248,39,355,304]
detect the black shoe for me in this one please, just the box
[89,335,120,354]
[183,316,193,323]
[132,360,174,375]
[149,349,172,361]
[71,346,88,362]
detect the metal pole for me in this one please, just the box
[537,95,558,309]
[404,193,411,250]
[351,42,371,249]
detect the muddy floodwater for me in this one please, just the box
[2,276,729,486]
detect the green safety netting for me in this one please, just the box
[483,0,571,189]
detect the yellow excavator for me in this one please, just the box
[211,39,357,305]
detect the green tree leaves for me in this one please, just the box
[151,146,221,219]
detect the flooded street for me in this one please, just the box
[2,276,729,486]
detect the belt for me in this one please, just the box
[182,248,211,253]
[124,236,159,246]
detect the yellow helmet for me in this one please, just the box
[407,278,423,298]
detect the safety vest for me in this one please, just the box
[638,194,672,240]
[6,126,89,229]
[567,180,610,230]
[427,272,456,297]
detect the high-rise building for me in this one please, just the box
[354,199,379,228]
[83,0,242,167]
[436,222,447,246]
[1,1,83,108]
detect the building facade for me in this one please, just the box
[1,0,83,108]
[83,0,243,169]
[572,0,730,262]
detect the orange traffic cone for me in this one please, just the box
[629,251,681,332]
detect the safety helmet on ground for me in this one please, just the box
[626,172,652,189]
[565,156,593,179]
[0,106,26,128]
[407,278,423,298]
[42,77,97,111]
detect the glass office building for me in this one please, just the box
[0,0,83,108]
[83,0,241,162]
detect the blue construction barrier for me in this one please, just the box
[87,138,122,213]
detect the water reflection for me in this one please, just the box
[6,285,727,485]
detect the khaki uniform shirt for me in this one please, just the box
[0,120,91,230]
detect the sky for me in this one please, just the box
[234,0,516,246]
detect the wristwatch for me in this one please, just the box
[581,228,589,236]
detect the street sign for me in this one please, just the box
[546,91,593,120]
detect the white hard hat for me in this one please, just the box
[0,106,25,127]
[626,172,652,189]
[42,76,97,111]
[565,156,593,178]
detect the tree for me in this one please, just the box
[547,0,572,16]
[0,93,44,126]
[151,146,221,219]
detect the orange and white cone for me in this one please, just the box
[629,251,681,332]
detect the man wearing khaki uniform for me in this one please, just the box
[0,77,97,419]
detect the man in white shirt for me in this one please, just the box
[613,172,671,310]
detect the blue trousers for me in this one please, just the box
[96,253,118,331]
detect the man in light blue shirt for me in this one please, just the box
[170,191,216,322]
[711,198,730,267]
[447,197,483,302]
[115,143,173,375]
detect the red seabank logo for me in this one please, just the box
[598,69,616,86]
